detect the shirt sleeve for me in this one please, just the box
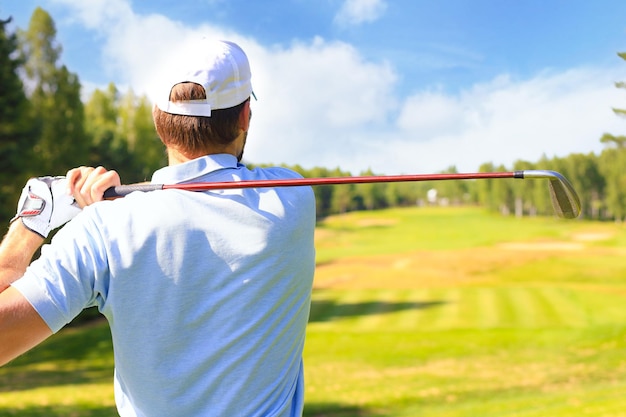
[11,208,109,333]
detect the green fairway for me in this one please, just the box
[308,207,626,416]
[2,206,626,416]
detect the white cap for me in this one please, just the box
[156,39,254,117]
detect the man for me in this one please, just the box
[0,39,316,417]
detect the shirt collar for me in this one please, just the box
[151,154,240,184]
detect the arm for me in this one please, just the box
[0,220,52,365]
[0,220,44,292]
[0,167,121,366]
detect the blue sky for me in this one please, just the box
[2,0,626,175]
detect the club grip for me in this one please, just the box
[103,183,163,199]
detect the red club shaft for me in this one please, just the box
[161,172,518,191]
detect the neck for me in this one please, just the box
[167,147,194,165]
[166,133,246,166]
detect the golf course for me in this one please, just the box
[2,206,626,416]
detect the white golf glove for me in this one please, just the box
[12,176,82,238]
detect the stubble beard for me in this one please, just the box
[237,131,247,162]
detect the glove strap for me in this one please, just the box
[17,190,47,218]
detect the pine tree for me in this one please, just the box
[0,16,36,223]
[19,7,87,175]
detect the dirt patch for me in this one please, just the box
[497,231,613,251]
[498,231,615,251]
[573,232,613,242]
[314,228,336,240]
[355,218,398,227]
[498,241,584,251]
[314,247,552,289]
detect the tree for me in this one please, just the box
[431,165,469,206]
[512,160,536,217]
[491,164,514,215]
[563,153,604,219]
[45,64,88,170]
[476,162,497,211]
[118,90,165,182]
[598,50,626,221]
[0,17,36,223]
[384,181,420,207]
[598,148,626,221]
[531,155,554,216]
[19,7,87,174]
[599,52,626,148]
[85,83,119,148]
[354,168,386,210]
[330,176,354,213]
[86,85,166,183]
[308,166,334,218]
[84,83,151,185]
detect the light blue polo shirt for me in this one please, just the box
[13,154,316,417]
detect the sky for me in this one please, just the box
[2,0,626,175]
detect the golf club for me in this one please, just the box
[103,169,581,219]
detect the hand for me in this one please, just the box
[66,166,121,208]
[13,176,82,238]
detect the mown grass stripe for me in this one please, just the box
[350,289,401,330]
[396,289,449,330]
[510,287,544,328]
[543,286,590,328]
[534,286,587,328]
[449,288,517,330]
[425,288,462,330]
[474,287,503,329]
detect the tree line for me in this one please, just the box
[1,8,625,226]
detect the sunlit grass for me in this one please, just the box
[306,206,626,416]
[0,322,115,416]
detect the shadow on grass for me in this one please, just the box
[9,318,112,365]
[0,404,117,417]
[309,298,446,323]
[304,402,379,417]
[0,319,114,393]
[0,402,377,417]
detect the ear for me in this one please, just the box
[239,100,251,132]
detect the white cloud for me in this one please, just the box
[245,37,397,169]
[53,0,133,31]
[334,0,388,27]
[52,0,234,97]
[51,0,626,176]
[397,90,469,137]
[384,68,626,173]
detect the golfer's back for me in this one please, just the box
[23,161,316,417]
[103,167,315,416]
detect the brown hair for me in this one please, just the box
[153,83,248,156]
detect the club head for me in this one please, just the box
[520,170,582,219]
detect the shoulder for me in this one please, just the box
[246,165,305,180]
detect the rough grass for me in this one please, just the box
[2,206,626,416]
